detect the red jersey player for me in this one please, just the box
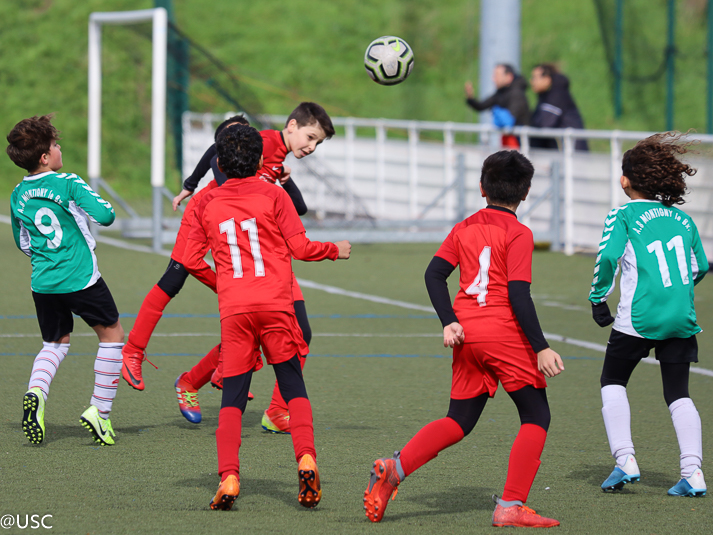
[171,103,335,433]
[363,150,565,528]
[183,124,350,511]
[120,115,250,395]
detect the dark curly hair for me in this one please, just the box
[216,124,263,179]
[622,132,696,207]
[6,114,60,172]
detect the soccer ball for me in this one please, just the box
[364,36,414,85]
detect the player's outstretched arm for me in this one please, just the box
[537,347,564,377]
[443,322,464,347]
[286,232,349,262]
[172,189,192,211]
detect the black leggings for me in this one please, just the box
[447,386,551,436]
[600,356,690,406]
[294,300,311,346]
[157,258,190,298]
[222,355,307,412]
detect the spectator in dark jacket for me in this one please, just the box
[529,63,588,151]
[465,64,530,126]
[465,64,529,148]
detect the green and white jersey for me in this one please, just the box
[589,199,708,340]
[10,171,115,294]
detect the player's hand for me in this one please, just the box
[172,189,193,211]
[278,165,292,185]
[537,348,564,378]
[592,301,614,327]
[464,81,474,98]
[443,322,464,348]
[335,240,351,259]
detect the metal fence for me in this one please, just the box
[181,113,713,256]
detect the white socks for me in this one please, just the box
[601,385,635,466]
[91,343,124,418]
[603,386,703,479]
[669,397,702,479]
[29,342,70,400]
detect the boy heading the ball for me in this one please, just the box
[169,102,334,433]
[183,124,350,510]
[363,150,564,528]
[7,114,124,447]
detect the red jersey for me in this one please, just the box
[171,180,218,290]
[435,206,534,342]
[257,130,289,184]
[185,176,337,319]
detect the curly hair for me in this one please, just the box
[216,124,263,179]
[621,132,696,207]
[6,114,60,172]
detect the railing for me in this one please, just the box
[182,113,713,257]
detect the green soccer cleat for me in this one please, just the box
[22,387,46,445]
[80,406,117,446]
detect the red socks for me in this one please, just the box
[398,417,465,477]
[267,355,306,413]
[184,344,220,390]
[287,397,316,462]
[126,285,172,352]
[216,407,243,481]
[502,424,547,503]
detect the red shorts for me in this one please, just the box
[221,311,309,376]
[450,340,547,399]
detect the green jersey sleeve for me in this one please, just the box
[589,206,630,304]
[66,173,115,226]
[690,220,708,286]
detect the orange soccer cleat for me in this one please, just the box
[209,475,240,511]
[363,458,401,522]
[121,347,157,391]
[297,454,322,508]
[491,495,560,528]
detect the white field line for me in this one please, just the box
[2,222,711,377]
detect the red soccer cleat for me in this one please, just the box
[209,475,240,511]
[261,408,291,434]
[175,373,201,424]
[363,458,401,522]
[297,454,322,508]
[121,346,157,391]
[491,495,560,528]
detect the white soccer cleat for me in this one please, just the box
[668,468,706,497]
[601,455,640,492]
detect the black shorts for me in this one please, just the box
[605,329,698,364]
[32,278,120,342]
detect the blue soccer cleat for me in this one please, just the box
[668,469,706,497]
[175,373,201,424]
[602,455,640,492]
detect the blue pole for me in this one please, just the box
[666,0,676,130]
[614,0,623,118]
[708,0,713,133]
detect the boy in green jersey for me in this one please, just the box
[7,115,124,446]
[589,133,708,497]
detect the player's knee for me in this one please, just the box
[520,408,551,432]
[663,388,690,407]
[600,374,628,389]
[157,260,189,298]
[446,395,487,437]
[222,373,253,413]
[274,355,308,403]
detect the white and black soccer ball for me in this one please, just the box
[364,36,414,86]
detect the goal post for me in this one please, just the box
[88,8,168,252]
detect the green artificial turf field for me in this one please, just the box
[1,226,712,534]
